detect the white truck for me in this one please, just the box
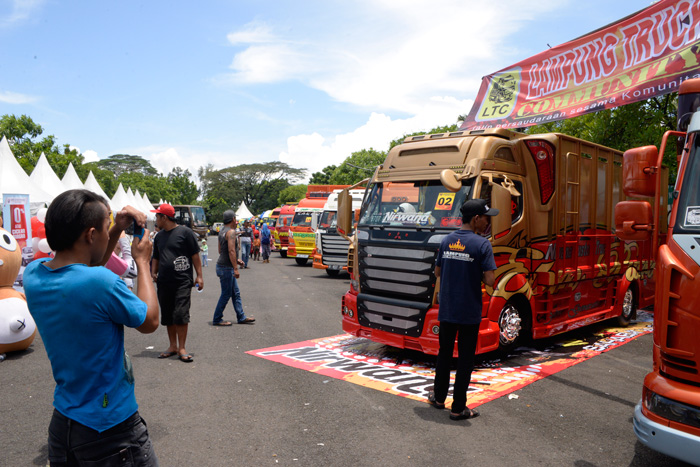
[312,189,365,276]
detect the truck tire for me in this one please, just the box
[280,250,287,258]
[295,258,309,266]
[498,299,530,356]
[326,269,340,277]
[617,286,636,327]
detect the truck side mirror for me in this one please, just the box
[623,146,658,198]
[490,182,513,238]
[337,189,352,238]
[614,201,652,241]
[311,213,318,231]
[440,169,462,192]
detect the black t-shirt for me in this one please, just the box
[153,225,200,286]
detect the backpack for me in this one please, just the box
[261,229,271,245]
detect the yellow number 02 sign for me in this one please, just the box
[435,193,455,211]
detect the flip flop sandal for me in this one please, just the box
[450,408,480,420]
[179,354,194,363]
[427,391,445,410]
[158,351,177,359]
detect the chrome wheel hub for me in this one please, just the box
[499,305,522,345]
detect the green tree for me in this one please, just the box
[278,184,308,205]
[309,165,337,184]
[525,94,678,180]
[95,154,159,178]
[198,161,304,222]
[168,167,199,204]
[329,149,385,185]
[0,114,83,175]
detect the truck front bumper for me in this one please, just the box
[633,402,700,465]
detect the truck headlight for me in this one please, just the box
[643,386,700,429]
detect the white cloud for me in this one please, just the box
[0,0,45,28]
[279,96,472,178]
[0,90,37,104]
[224,1,562,114]
[82,150,99,163]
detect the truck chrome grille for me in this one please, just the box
[357,242,437,336]
[320,232,350,267]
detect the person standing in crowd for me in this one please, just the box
[212,210,255,326]
[252,232,261,261]
[201,240,209,267]
[260,223,272,263]
[151,203,203,363]
[238,220,253,268]
[428,199,498,421]
[24,189,159,466]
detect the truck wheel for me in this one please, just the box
[326,269,340,277]
[498,300,528,356]
[617,286,636,327]
[280,250,287,258]
[295,258,309,266]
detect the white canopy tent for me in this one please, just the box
[110,183,131,212]
[61,163,84,191]
[134,190,156,220]
[83,171,115,210]
[29,152,66,200]
[0,136,54,211]
[235,202,253,220]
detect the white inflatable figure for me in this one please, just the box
[0,226,37,359]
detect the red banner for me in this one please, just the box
[461,0,700,131]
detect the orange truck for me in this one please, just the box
[274,204,296,257]
[287,185,348,265]
[616,79,700,463]
[337,127,662,357]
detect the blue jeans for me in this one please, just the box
[213,264,246,324]
[240,241,251,267]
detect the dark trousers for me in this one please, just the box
[47,409,158,466]
[433,321,480,413]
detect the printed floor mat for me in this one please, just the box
[248,312,653,410]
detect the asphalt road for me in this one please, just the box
[1,244,694,466]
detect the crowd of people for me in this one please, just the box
[21,188,495,464]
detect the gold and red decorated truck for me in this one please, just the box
[337,127,664,356]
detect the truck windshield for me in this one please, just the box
[675,136,700,234]
[318,211,337,228]
[359,180,473,228]
[292,211,315,227]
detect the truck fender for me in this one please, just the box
[485,272,534,324]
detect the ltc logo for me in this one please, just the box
[476,68,521,122]
[449,239,466,252]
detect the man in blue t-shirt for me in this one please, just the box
[428,199,498,421]
[24,189,159,466]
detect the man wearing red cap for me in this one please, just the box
[151,204,203,363]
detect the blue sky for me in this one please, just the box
[0,0,654,182]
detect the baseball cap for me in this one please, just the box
[461,199,499,219]
[222,210,236,224]
[151,203,175,218]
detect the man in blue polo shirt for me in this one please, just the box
[24,189,159,466]
[428,198,498,421]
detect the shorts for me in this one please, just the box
[157,284,192,326]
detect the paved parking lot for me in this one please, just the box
[1,246,692,466]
